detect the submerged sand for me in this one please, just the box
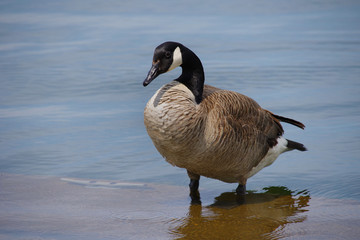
[0,173,359,240]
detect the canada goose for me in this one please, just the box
[143,41,306,203]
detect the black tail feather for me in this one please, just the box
[287,139,307,151]
[272,114,305,129]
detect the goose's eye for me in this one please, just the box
[165,51,171,59]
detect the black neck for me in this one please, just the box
[175,46,205,104]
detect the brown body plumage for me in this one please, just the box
[144,81,301,185]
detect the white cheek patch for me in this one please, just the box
[168,46,182,72]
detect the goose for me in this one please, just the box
[143,41,306,203]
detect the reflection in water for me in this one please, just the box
[169,187,310,240]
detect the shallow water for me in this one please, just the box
[2,174,360,240]
[1,0,360,239]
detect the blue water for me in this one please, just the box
[1,0,360,201]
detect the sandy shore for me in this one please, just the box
[1,173,359,240]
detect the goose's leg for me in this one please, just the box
[236,178,247,196]
[187,170,201,204]
[236,184,246,195]
[236,180,247,204]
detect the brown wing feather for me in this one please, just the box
[203,85,283,141]
[201,85,283,173]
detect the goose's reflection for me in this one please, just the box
[170,186,310,239]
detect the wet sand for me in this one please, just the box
[1,173,359,240]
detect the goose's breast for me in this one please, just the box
[144,82,201,148]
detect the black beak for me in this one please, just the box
[143,62,160,87]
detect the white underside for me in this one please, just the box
[245,136,288,179]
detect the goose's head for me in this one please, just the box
[143,41,183,87]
